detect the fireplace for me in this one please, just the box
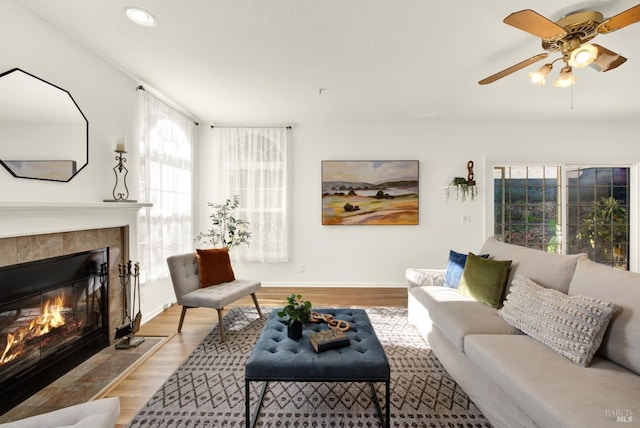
[0,248,109,414]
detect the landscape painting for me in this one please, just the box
[322,160,419,225]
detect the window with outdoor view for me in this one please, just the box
[494,165,630,270]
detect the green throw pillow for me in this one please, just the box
[458,252,512,308]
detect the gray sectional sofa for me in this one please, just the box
[406,237,640,428]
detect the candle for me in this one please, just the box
[115,139,126,152]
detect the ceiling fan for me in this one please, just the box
[479,4,640,87]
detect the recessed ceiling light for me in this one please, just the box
[125,7,156,27]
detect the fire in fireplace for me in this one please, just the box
[0,248,109,414]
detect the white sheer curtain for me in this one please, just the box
[138,91,195,282]
[209,127,289,262]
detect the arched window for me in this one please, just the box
[139,92,195,281]
[209,127,289,262]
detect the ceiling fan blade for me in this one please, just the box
[503,10,567,39]
[598,3,640,33]
[479,53,549,85]
[589,44,627,72]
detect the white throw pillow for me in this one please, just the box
[498,275,617,367]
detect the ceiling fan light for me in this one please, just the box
[553,66,576,88]
[528,63,553,86]
[568,44,598,68]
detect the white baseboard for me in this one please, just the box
[260,282,406,288]
[141,298,176,325]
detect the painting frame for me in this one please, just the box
[322,160,419,225]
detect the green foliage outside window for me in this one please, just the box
[494,166,630,270]
[577,196,628,269]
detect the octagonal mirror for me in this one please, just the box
[0,68,88,182]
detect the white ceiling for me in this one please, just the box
[15,0,640,124]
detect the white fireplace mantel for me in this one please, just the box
[0,201,152,239]
[0,200,151,215]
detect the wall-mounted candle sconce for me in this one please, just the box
[104,138,136,202]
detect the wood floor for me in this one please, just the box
[102,287,407,427]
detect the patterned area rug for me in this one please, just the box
[128,307,490,427]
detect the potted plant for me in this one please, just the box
[196,195,251,249]
[277,293,312,340]
[447,177,477,202]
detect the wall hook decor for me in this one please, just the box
[466,160,476,185]
[447,160,477,202]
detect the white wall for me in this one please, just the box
[0,3,176,320]
[200,121,640,288]
[4,1,640,319]
[0,2,138,202]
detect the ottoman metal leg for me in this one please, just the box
[246,380,268,428]
[385,380,391,428]
[369,382,390,428]
[245,380,250,428]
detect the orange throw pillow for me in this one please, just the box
[196,248,235,288]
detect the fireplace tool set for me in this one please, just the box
[114,260,145,349]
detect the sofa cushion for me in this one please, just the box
[465,334,640,428]
[426,326,537,428]
[499,275,617,367]
[479,236,586,294]
[181,278,261,309]
[409,286,519,352]
[458,253,512,308]
[443,250,488,289]
[405,268,445,289]
[0,397,120,428]
[568,258,640,375]
[196,247,235,287]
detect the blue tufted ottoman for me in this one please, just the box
[245,308,390,427]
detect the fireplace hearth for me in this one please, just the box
[0,248,109,414]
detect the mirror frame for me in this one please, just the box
[0,68,89,182]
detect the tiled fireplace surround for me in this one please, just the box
[0,227,128,340]
[0,201,150,345]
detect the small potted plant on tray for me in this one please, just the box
[277,293,312,340]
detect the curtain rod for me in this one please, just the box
[210,125,292,129]
[136,85,199,126]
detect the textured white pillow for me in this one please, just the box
[498,275,617,367]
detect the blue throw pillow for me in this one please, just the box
[443,250,489,288]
